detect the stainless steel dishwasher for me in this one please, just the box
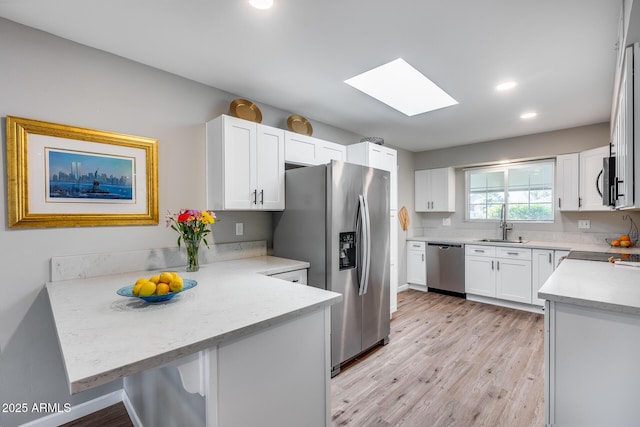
[427,243,465,296]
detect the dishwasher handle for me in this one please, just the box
[427,243,463,250]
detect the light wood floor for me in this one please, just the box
[331,290,545,427]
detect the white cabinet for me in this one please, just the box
[579,146,611,211]
[532,249,555,306]
[465,245,532,304]
[465,245,496,297]
[556,147,611,211]
[206,115,285,210]
[495,247,532,304]
[532,249,570,306]
[406,241,426,287]
[556,153,579,211]
[348,142,398,210]
[611,44,637,209]
[415,168,455,212]
[545,301,640,426]
[270,269,308,285]
[284,132,346,166]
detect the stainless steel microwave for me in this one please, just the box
[602,156,616,207]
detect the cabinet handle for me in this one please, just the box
[496,261,500,271]
[507,252,519,256]
[422,254,424,262]
[474,249,485,253]
[578,197,582,208]
[253,189,257,204]
[491,260,494,270]
[260,189,264,204]
[549,253,552,264]
[558,198,561,208]
[292,279,299,283]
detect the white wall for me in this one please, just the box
[0,18,363,426]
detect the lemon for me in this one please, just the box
[138,281,157,297]
[156,283,170,295]
[169,276,184,292]
[149,275,160,284]
[132,279,146,296]
[159,272,174,284]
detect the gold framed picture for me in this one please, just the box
[6,116,159,228]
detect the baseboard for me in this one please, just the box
[19,390,124,427]
[397,283,410,292]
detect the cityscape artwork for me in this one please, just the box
[47,149,134,202]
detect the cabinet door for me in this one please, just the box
[430,168,454,212]
[256,125,285,210]
[532,249,554,306]
[317,141,346,164]
[368,146,397,210]
[556,153,579,211]
[613,46,634,209]
[465,256,495,297]
[223,116,256,209]
[414,170,430,212]
[496,258,532,304]
[406,243,426,286]
[579,146,610,211]
[285,133,318,166]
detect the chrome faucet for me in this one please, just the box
[499,203,512,240]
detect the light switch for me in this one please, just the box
[442,217,451,226]
[578,220,590,229]
[236,223,244,236]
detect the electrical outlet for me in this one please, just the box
[578,220,590,229]
[442,217,451,226]
[235,223,244,236]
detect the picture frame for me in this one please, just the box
[6,116,159,228]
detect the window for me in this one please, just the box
[466,160,554,222]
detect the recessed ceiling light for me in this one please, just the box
[344,58,458,116]
[249,0,273,10]
[496,81,517,91]
[520,112,538,119]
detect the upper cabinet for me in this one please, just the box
[556,153,580,211]
[415,168,455,212]
[206,115,285,211]
[284,132,347,166]
[556,146,611,211]
[347,142,397,210]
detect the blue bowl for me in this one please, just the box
[117,279,197,303]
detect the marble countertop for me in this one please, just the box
[46,256,341,394]
[538,258,640,315]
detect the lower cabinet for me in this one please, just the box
[270,269,308,285]
[465,245,532,304]
[406,241,426,287]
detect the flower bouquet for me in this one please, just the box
[167,209,216,271]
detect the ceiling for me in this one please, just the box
[0,1,620,152]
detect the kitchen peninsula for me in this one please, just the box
[46,252,341,427]
[539,256,640,426]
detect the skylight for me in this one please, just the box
[344,58,458,116]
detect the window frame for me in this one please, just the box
[465,159,555,223]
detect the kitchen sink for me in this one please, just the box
[477,238,529,244]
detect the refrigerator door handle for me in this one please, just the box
[357,195,371,296]
[360,194,372,296]
[356,195,365,295]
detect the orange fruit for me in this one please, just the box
[156,283,170,295]
[620,235,631,241]
[612,240,621,246]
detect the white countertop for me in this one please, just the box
[538,258,640,315]
[46,256,341,394]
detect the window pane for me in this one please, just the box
[467,160,554,222]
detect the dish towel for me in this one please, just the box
[398,206,410,231]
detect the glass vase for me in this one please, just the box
[184,237,201,272]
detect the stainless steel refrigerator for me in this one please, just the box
[273,160,390,376]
